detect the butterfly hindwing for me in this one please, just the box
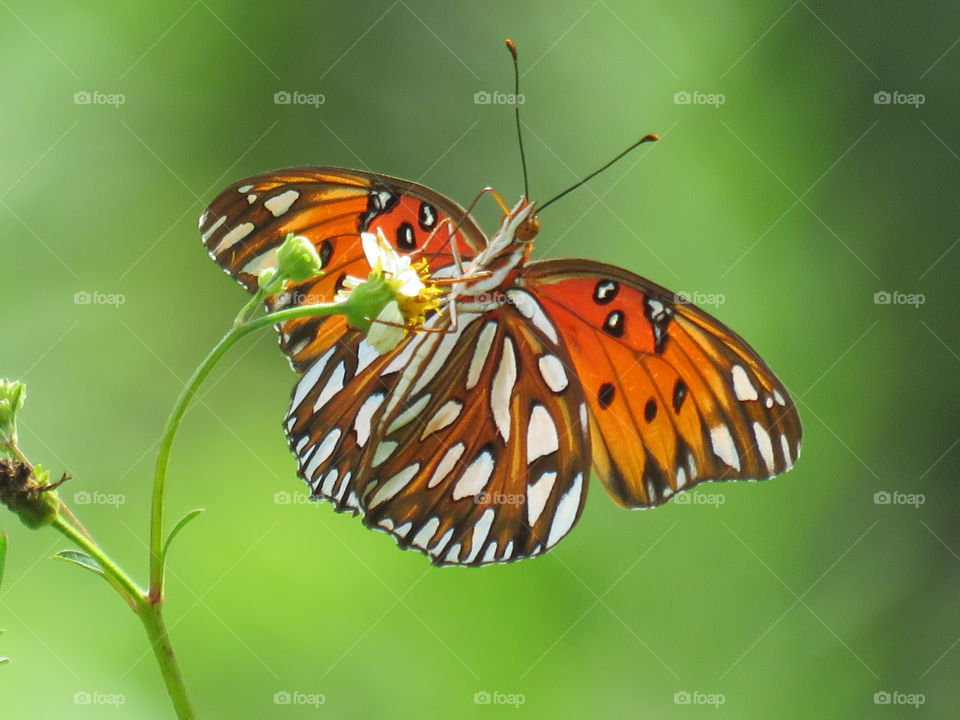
[354,296,591,566]
[523,258,802,508]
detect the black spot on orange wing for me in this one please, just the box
[598,383,616,408]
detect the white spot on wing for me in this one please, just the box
[452,450,494,500]
[526,405,559,463]
[411,517,440,549]
[313,362,346,411]
[264,189,300,217]
[290,347,335,412]
[334,472,351,502]
[466,321,498,389]
[780,434,793,469]
[538,354,568,392]
[354,392,385,448]
[464,509,495,563]
[214,222,255,253]
[241,246,278,275]
[444,542,462,563]
[753,422,775,473]
[506,289,558,343]
[428,442,465,488]
[238,184,254,193]
[491,337,517,442]
[412,317,473,395]
[710,425,741,471]
[732,365,759,401]
[372,440,398,467]
[430,528,454,555]
[526,471,557,525]
[201,215,226,243]
[368,463,420,508]
[387,393,431,434]
[773,389,786,406]
[547,473,582,547]
[420,399,462,440]
[303,428,340,479]
[320,468,338,496]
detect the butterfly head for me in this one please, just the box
[500,197,540,243]
[513,203,541,242]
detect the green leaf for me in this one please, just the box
[162,508,205,561]
[51,550,104,577]
[0,531,7,591]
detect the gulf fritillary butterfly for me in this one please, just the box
[200,47,801,567]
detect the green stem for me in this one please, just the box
[52,517,195,719]
[148,300,345,598]
[52,516,142,608]
[136,601,195,720]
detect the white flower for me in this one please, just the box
[332,227,443,354]
[360,228,426,297]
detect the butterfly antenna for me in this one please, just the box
[537,134,660,212]
[506,39,530,200]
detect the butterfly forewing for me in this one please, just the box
[200,167,486,371]
[523,258,802,508]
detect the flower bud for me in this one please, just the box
[0,381,25,439]
[276,233,323,283]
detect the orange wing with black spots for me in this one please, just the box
[199,167,486,371]
[522,258,802,508]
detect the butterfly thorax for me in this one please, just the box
[450,198,536,310]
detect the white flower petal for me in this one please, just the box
[367,301,406,353]
[396,273,425,296]
[359,231,381,269]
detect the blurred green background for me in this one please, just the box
[2,1,958,717]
